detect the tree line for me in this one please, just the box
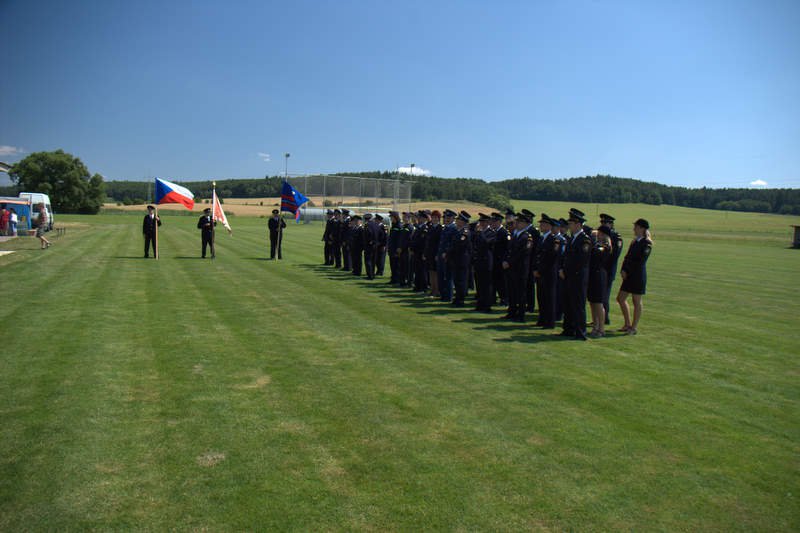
[3,149,797,215]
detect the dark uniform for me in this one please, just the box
[472,214,496,311]
[412,215,430,292]
[340,210,352,271]
[425,218,442,287]
[504,213,534,322]
[323,210,335,265]
[447,212,472,306]
[331,210,343,267]
[362,214,380,279]
[600,214,623,324]
[197,210,216,258]
[554,219,568,323]
[400,216,414,287]
[388,213,403,284]
[491,215,510,306]
[561,219,592,340]
[375,214,387,276]
[620,235,653,295]
[437,211,458,302]
[534,216,559,328]
[268,212,287,259]
[142,208,161,258]
[350,216,364,276]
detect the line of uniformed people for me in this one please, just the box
[321,206,652,338]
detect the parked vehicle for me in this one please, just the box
[18,192,53,230]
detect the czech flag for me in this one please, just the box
[155,178,195,210]
[280,180,309,220]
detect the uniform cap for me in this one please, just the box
[569,207,585,218]
[599,213,615,222]
[272,209,279,214]
[478,212,490,221]
[457,211,471,222]
[568,213,586,223]
[363,213,373,220]
[326,209,334,215]
[538,213,552,224]
[516,212,531,223]
[333,209,341,215]
[443,209,457,217]
[505,208,516,216]
[147,205,155,210]
[521,208,535,219]
[374,214,384,221]
[491,212,504,220]
[557,218,568,227]
[351,214,362,220]
[634,218,650,229]
[342,209,350,215]
[203,208,211,213]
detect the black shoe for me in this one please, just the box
[559,330,574,337]
[604,318,611,325]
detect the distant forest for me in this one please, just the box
[7,173,796,215]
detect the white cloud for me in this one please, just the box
[258,152,271,162]
[750,179,768,187]
[398,166,431,176]
[0,145,25,156]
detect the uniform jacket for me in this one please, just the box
[562,230,592,278]
[621,237,652,284]
[197,215,215,235]
[472,227,496,271]
[142,213,161,236]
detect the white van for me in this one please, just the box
[19,192,54,231]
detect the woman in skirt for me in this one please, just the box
[588,226,613,337]
[617,218,653,335]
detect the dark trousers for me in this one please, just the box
[202,233,214,258]
[452,262,468,304]
[556,277,566,323]
[324,241,332,264]
[364,246,376,279]
[332,242,342,267]
[413,254,427,291]
[475,269,493,310]
[389,253,401,283]
[376,247,386,275]
[565,274,589,337]
[270,232,282,259]
[144,234,157,258]
[342,245,351,270]
[526,271,536,312]
[507,270,527,319]
[399,250,410,286]
[438,256,453,301]
[536,275,556,327]
[351,247,362,275]
[493,266,506,304]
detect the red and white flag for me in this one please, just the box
[212,189,232,234]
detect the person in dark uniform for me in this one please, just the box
[472,213,496,312]
[362,213,379,279]
[600,213,623,325]
[350,215,364,275]
[617,218,653,335]
[446,211,472,307]
[412,211,430,292]
[588,226,613,337]
[502,211,534,322]
[323,209,335,265]
[388,211,403,284]
[142,205,161,258]
[268,209,287,259]
[554,218,568,323]
[331,209,343,267]
[375,214,387,276]
[533,214,558,328]
[425,210,443,298]
[518,209,539,314]
[560,211,592,340]
[400,212,414,287]
[437,209,457,302]
[340,209,352,271]
[490,213,509,306]
[197,207,216,258]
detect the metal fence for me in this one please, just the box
[286,175,413,215]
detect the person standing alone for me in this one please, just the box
[197,207,216,258]
[142,205,160,258]
[268,209,287,259]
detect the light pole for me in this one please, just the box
[284,153,290,179]
[410,163,415,176]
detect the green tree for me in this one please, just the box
[9,149,105,214]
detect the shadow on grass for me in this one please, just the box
[112,255,151,259]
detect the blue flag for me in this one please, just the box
[280,181,309,218]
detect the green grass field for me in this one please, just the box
[1,203,798,531]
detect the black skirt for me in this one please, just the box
[620,271,647,295]
[587,268,608,303]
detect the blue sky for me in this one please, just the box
[1,0,798,187]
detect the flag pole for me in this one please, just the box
[154,179,159,260]
[211,181,216,259]
[277,212,284,260]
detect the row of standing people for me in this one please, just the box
[322,207,653,339]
